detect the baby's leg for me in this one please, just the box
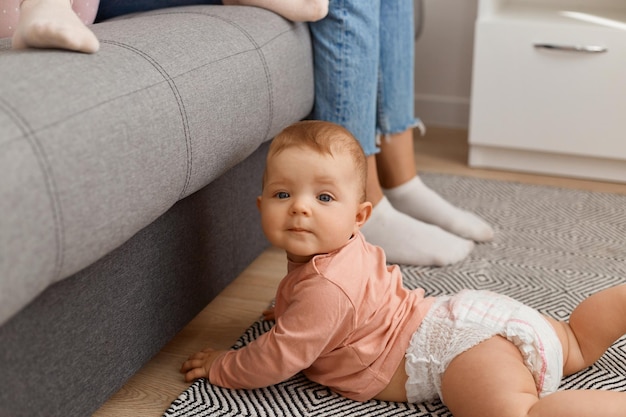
[558,283,626,375]
[11,0,99,53]
[441,336,626,417]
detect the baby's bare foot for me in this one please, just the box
[12,0,99,53]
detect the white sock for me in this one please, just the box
[384,176,494,242]
[361,197,475,266]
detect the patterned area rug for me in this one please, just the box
[164,173,626,417]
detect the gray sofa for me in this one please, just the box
[0,6,313,417]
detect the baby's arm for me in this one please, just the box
[184,279,353,390]
[223,0,328,22]
[181,347,228,382]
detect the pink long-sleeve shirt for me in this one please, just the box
[209,232,435,401]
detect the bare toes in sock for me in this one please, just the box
[361,197,475,266]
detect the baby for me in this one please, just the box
[181,120,626,416]
[1,0,328,53]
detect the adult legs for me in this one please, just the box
[377,129,494,243]
[310,0,476,266]
[374,0,493,244]
[6,0,99,52]
[364,130,477,266]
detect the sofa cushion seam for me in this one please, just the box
[101,40,194,201]
[0,98,65,281]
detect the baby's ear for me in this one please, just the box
[256,196,263,212]
[355,201,373,229]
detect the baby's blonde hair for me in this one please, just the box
[265,120,368,203]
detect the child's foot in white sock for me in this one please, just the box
[361,197,474,266]
[384,176,494,242]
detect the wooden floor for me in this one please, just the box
[94,127,626,417]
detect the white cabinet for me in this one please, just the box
[468,0,626,182]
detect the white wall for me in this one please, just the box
[414,0,478,128]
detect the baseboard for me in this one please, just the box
[414,94,470,129]
[469,144,626,184]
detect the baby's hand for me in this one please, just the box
[180,347,228,382]
[262,306,276,321]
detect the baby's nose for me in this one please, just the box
[290,198,311,215]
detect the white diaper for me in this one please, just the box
[404,289,563,404]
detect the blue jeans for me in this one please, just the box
[309,0,418,156]
[95,0,222,22]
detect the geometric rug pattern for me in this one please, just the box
[164,173,626,416]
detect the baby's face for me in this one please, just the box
[258,147,365,263]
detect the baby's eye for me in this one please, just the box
[318,193,333,202]
[276,191,290,199]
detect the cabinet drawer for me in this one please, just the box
[469,20,626,160]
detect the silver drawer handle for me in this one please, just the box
[534,43,607,53]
